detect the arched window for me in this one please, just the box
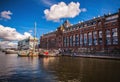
[106,30,111,45]
[88,32,92,46]
[80,34,83,46]
[93,31,98,45]
[112,28,118,44]
[84,33,87,46]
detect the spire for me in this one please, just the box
[63,20,71,28]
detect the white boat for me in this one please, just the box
[5,49,18,54]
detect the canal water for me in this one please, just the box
[0,51,120,82]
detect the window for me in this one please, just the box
[70,36,73,46]
[73,35,76,46]
[93,31,98,45]
[88,32,92,46]
[80,34,83,46]
[105,15,118,23]
[66,37,69,47]
[112,22,117,26]
[98,31,102,45]
[87,22,91,26]
[106,15,118,21]
[92,21,96,25]
[112,28,118,44]
[106,30,111,45]
[98,21,101,25]
[63,37,67,47]
[84,33,87,46]
[75,35,79,46]
[84,24,87,27]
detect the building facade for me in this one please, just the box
[40,9,120,53]
[18,37,38,50]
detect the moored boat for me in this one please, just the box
[18,22,39,57]
[18,50,39,57]
[39,49,60,57]
[28,50,39,57]
[17,50,29,57]
[5,50,18,54]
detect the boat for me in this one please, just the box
[18,50,39,57]
[18,22,39,57]
[1,49,6,52]
[5,49,18,54]
[18,50,29,57]
[39,49,60,57]
[28,50,38,57]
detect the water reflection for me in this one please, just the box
[42,57,56,69]
[0,51,120,82]
[0,52,55,82]
[40,57,120,82]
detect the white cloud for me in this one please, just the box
[44,2,87,22]
[0,24,32,41]
[0,41,17,49]
[81,8,87,12]
[29,30,33,33]
[0,10,12,20]
[42,0,54,6]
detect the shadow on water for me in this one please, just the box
[0,51,120,82]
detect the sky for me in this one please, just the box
[0,0,120,48]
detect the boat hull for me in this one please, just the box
[18,51,38,57]
[6,51,18,54]
[18,54,38,57]
[38,53,60,57]
[18,54,28,57]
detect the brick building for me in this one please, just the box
[40,9,120,53]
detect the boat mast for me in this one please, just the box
[33,22,36,53]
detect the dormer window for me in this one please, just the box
[98,21,101,25]
[93,21,96,25]
[84,24,87,27]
